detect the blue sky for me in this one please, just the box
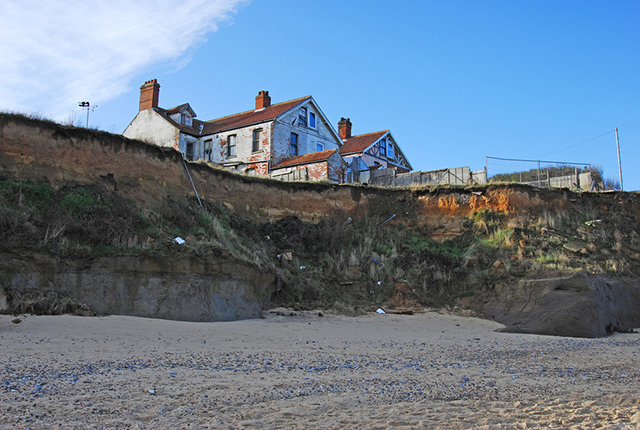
[1,0,638,190]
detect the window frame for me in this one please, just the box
[379,138,386,156]
[309,111,316,129]
[316,142,324,152]
[290,132,299,156]
[298,107,307,127]
[227,134,237,157]
[204,139,213,160]
[185,140,195,161]
[252,129,262,152]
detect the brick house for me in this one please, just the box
[123,80,346,182]
[337,117,412,183]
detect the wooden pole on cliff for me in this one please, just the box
[615,127,623,191]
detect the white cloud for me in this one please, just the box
[0,0,247,120]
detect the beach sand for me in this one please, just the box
[1,310,638,429]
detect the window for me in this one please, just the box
[227,135,236,157]
[316,142,324,152]
[252,129,262,152]
[186,141,194,161]
[298,108,307,127]
[290,133,298,156]
[379,138,386,156]
[309,112,316,129]
[387,141,394,159]
[204,139,213,160]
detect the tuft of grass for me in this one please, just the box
[60,188,98,215]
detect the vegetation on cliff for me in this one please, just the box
[1,175,639,315]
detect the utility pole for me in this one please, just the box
[615,127,623,191]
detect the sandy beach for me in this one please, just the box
[1,310,638,429]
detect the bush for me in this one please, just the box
[60,188,97,215]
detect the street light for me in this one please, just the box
[78,101,97,128]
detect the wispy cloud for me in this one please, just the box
[0,0,246,120]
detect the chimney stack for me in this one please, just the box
[255,90,271,110]
[338,117,352,141]
[139,79,160,112]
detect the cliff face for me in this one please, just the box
[1,113,575,226]
[484,271,640,338]
[2,114,640,333]
[0,250,275,322]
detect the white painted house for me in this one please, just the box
[123,80,346,182]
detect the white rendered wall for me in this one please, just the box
[123,110,181,151]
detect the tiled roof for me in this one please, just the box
[201,96,311,135]
[339,130,388,155]
[154,107,200,135]
[272,149,337,169]
[165,103,190,115]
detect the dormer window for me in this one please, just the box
[180,113,192,127]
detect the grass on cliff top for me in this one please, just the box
[2,177,639,314]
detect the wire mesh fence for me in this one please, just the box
[486,156,596,190]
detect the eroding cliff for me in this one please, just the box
[2,114,640,335]
[0,250,275,322]
[484,271,640,338]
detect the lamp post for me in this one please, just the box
[78,101,98,128]
[78,101,90,127]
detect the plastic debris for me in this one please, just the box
[148,389,156,394]
[300,266,306,270]
[173,237,185,245]
[377,281,382,285]
[376,308,386,314]
[370,257,385,268]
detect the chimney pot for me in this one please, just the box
[139,79,160,112]
[255,90,271,110]
[338,117,352,141]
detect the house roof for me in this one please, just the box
[201,96,311,135]
[146,90,342,144]
[339,130,389,156]
[272,149,337,169]
[151,107,202,135]
[165,103,192,115]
